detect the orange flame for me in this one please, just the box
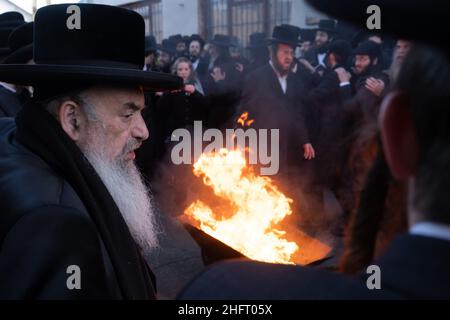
[184,148,299,264]
[237,112,254,127]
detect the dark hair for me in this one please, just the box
[339,149,390,274]
[397,45,450,224]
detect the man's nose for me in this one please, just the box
[132,113,150,141]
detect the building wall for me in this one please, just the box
[0,0,32,21]
[290,0,328,28]
[162,0,199,37]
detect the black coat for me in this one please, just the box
[156,89,209,139]
[297,66,353,187]
[0,86,22,117]
[238,64,311,174]
[193,57,209,77]
[178,234,450,299]
[0,119,156,299]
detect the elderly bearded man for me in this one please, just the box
[0,4,182,299]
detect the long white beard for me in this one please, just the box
[80,134,160,255]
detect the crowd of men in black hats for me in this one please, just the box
[0,0,448,300]
[132,17,413,239]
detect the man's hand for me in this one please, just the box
[303,143,316,160]
[235,63,244,73]
[184,84,196,94]
[335,67,351,84]
[211,67,226,82]
[365,77,385,96]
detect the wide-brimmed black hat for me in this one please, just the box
[210,34,235,48]
[144,35,157,54]
[247,32,267,49]
[268,24,301,47]
[168,34,184,45]
[299,28,315,44]
[189,34,205,48]
[0,27,15,56]
[353,40,382,60]
[306,0,450,55]
[157,38,177,55]
[2,22,33,64]
[327,39,352,60]
[0,11,25,28]
[315,19,336,34]
[0,4,182,92]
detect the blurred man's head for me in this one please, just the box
[353,41,381,75]
[189,40,202,58]
[43,84,158,252]
[270,43,295,75]
[354,54,375,75]
[379,45,450,225]
[314,19,335,50]
[326,39,352,69]
[393,39,412,64]
[157,50,173,68]
[315,30,330,49]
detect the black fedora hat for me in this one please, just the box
[157,38,177,54]
[144,35,157,54]
[247,32,267,49]
[189,34,205,48]
[316,19,336,34]
[299,28,315,43]
[268,24,301,47]
[327,39,352,60]
[353,40,382,60]
[168,34,184,44]
[0,4,182,92]
[0,27,15,56]
[2,22,33,64]
[306,0,450,55]
[0,11,25,28]
[210,34,234,48]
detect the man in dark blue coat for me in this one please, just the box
[0,4,182,299]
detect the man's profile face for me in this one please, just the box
[189,41,202,58]
[315,31,329,48]
[394,40,411,63]
[354,54,372,75]
[275,43,294,73]
[79,86,148,166]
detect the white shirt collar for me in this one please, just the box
[269,60,288,94]
[410,222,450,242]
[192,58,200,70]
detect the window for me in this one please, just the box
[203,0,292,48]
[121,0,163,43]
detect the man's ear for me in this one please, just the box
[58,100,84,142]
[379,90,419,180]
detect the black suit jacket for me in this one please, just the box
[178,233,450,299]
[238,64,310,173]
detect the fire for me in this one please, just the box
[237,112,254,127]
[184,148,299,264]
